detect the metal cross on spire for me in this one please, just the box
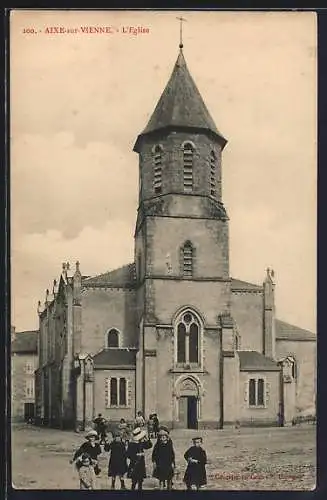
[176,16,187,50]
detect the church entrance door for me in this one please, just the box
[178,396,198,429]
[187,396,198,429]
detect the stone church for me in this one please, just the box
[35,45,316,430]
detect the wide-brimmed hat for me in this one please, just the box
[132,427,147,441]
[158,425,169,433]
[192,436,203,443]
[86,429,98,439]
[158,428,169,437]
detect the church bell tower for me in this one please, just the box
[133,36,233,426]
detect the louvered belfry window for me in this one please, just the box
[210,151,216,197]
[153,145,162,194]
[182,241,194,277]
[183,143,194,192]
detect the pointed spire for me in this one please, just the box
[52,279,58,296]
[134,44,227,151]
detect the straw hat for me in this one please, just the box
[158,428,169,437]
[132,427,147,441]
[86,429,98,439]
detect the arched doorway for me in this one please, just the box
[176,377,200,429]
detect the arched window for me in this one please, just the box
[183,142,194,192]
[189,323,199,363]
[181,241,194,277]
[209,151,216,197]
[107,328,119,348]
[176,310,201,366]
[177,323,186,363]
[153,145,162,194]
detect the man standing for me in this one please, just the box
[93,413,107,443]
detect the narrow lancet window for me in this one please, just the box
[153,145,162,194]
[183,143,194,192]
[210,151,216,197]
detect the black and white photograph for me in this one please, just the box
[10,9,316,490]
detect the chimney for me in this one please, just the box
[263,267,276,359]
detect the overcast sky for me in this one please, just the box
[10,10,316,332]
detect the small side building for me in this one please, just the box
[11,327,38,422]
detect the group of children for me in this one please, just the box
[71,425,207,490]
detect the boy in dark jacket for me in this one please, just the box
[70,429,102,476]
[183,436,207,490]
[152,428,175,490]
[127,427,153,490]
[104,432,128,490]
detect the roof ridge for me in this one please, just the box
[231,277,263,289]
[275,318,316,337]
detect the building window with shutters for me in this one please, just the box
[119,378,127,406]
[105,377,130,408]
[181,241,195,277]
[183,142,194,192]
[110,378,118,406]
[153,145,163,194]
[25,378,35,399]
[175,309,202,368]
[248,377,266,407]
[209,151,216,197]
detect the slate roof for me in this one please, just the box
[83,263,136,288]
[275,319,316,341]
[12,330,38,354]
[238,351,280,372]
[93,349,136,368]
[231,278,263,291]
[134,50,227,150]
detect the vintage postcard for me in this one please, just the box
[10,9,316,490]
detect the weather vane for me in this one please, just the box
[176,16,187,49]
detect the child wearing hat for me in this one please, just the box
[70,429,102,476]
[152,413,160,438]
[104,431,128,490]
[127,427,153,490]
[117,418,130,445]
[183,436,207,490]
[78,453,96,490]
[152,428,175,490]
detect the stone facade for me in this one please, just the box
[33,47,316,431]
[11,328,38,421]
